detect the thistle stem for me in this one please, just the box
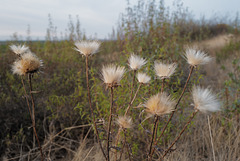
[130,70,136,101]
[85,56,107,160]
[27,74,44,161]
[119,129,127,161]
[160,110,199,160]
[160,79,165,93]
[125,83,142,116]
[150,66,194,157]
[107,87,114,161]
[148,116,159,161]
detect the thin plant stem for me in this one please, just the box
[27,74,44,161]
[107,87,114,161]
[160,79,165,93]
[85,56,107,160]
[150,66,194,157]
[148,115,159,161]
[21,76,32,118]
[130,70,136,101]
[208,115,216,161]
[126,142,132,161]
[160,110,199,160]
[119,129,127,161]
[125,83,142,116]
[28,74,36,148]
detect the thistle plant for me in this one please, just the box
[150,48,213,159]
[74,40,107,160]
[101,64,125,161]
[11,46,44,161]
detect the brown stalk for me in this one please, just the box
[85,56,107,160]
[27,74,44,161]
[124,83,142,116]
[160,79,165,93]
[129,70,136,101]
[119,129,127,161]
[107,87,114,161]
[148,115,159,160]
[160,110,199,160]
[150,66,194,158]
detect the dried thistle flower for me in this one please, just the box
[10,44,29,56]
[185,48,212,66]
[137,72,151,84]
[12,52,43,76]
[101,64,125,87]
[144,92,175,116]
[128,54,147,70]
[154,62,177,79]
[74,40,101,56]
[192,86,221,113]
[116,116,133,129]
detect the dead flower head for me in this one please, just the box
[184,48,212,66]
[192,86,221,113]
[12,52,43,76]
[137,72,151,84]
[10,44,29,56]
[128,54,147,70]
[101,64,125,87]
[154,62,177,79]
[116,116,133,129]
[144,92,175,116]
[74,40,101,56]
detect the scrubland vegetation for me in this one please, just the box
[0,0,239,161]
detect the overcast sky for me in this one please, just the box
[0,0,239,41]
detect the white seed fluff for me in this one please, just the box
[192,86,221,113]
[137,72,151,84]
[10,44,29,56]
[128,54,147,70]
[154,62,177,79]
[74,40,101,56]
[101,64,125,85]
[185,48,212,66]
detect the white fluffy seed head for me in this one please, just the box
[101,64,125,87]
[74,40,101,56]
[10,44,29,56]
[12,52,43,76]
[116,116,133,129]
[137,72,151,84]
[192,86,221,113]
[144,92,175,116]
[128,54,147,70]
[185,48,212,66]
[154,62,177,79]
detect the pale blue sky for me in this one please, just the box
[0,0,239,40]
